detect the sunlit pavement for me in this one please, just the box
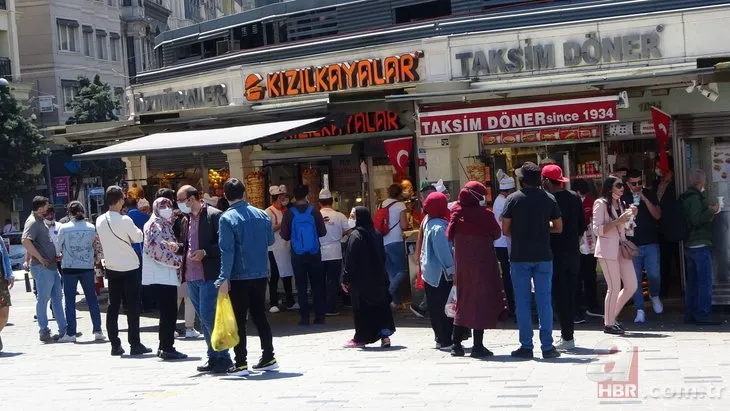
[1,270,728,411]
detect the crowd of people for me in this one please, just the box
[0,159,723,365]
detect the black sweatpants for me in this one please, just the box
[424,276,454,346]
[552,252,580,341]
[576,253,600,313]
[268,251,294,308]
[230,278,274,367]
[153,284,178,352]
[495,247,514,314]
[106,269,142,348]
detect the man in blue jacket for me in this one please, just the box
[217,178,277,377]
[0,235,15,352]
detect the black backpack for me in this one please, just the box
[661,191,696,242]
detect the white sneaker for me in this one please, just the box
[651,296,664,314]
[185,329,201,339]
[555,338,575,351]
[269,306,280,313]
[57,334,76,343]
[634,309,646,323]
[94,332,106,341]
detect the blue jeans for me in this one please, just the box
[187,279,231,363]
[511,261,554,352]
[683,246,714,322]
[32,265,66,335]
[385,242,407,304]
[63,271,102,336]
[632,243,661,310]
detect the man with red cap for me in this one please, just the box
[542,164,585,351]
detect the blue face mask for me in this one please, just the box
[178,202,192,214]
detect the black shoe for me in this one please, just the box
[227,363,250,377]
[695,319,723,325]
[130,344,153,355]
[542,348,561,359]
[604,324,625,335]
[313,317,325,325]
[511,347,534,359]
[212,360,233,374]
[157,349,188,360]
[574,312,586,324]
[252,357,279,371]
[197,359,216,372]
[111,345,125,356]
[450,344,465,357]
[175,329,185,338]
[470,346,494,358]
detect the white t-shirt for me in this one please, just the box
[381,198,406,245]
[492,194,510,248]
[96,211,144,272]
[265,206,288,251]
[319,207,350,261]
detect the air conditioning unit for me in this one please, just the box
[216,40,229,55]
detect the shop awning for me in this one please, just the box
[249,144,354,163]
[73,118,324,161]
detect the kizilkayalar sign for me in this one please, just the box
[453,31,662,78]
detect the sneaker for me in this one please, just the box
[111,345,125,356]
[176,329,185,338]
[651,296,664,314]
[409,305,426,318]
[510,347,534,359]
[253,357,279,372]
[470,346,494,358]
[287,302,300,310]
[157,350,188,360]
[586,308,604,318]
[212,360,233,374]
[574,313,586,324]
[39,329,52,343]
[381,337,391,348]
[555,338,575,351]
[94,332,106,341]
[634,309,646,323]
[130,344,153,355]
[269,306,280,313]
[344,339,366,348]
[542,348,561,359]
[185,329,201,339]
[604,324,625,335]
[451,344,465,357]
[228,364,250,377]
[325,312,340,317]
[436,343,454,351]
[197,359,216,373]
[57,334,76,343]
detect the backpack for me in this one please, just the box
[662,191,696,242]
[290,205,320,255]
[373,201,398,235]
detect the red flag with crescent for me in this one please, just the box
[651,107,672,173]
[383,137,413,177]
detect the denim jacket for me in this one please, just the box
[58,220,98,270]
[419,217,455,288]
[217,200,274,284]
[0,236,13,280]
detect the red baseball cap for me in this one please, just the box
[541,164,569,183]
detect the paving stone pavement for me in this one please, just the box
[1,271,729,411]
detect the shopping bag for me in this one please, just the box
[444,286,457,318]
[211,293,240,351]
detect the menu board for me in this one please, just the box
[711,144,730,183]
[480,125,600,146]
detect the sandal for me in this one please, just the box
[381,337,391,348]
[344,339,366,348]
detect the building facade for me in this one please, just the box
[0,0,20,82]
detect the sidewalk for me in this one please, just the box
[1,270,728,411]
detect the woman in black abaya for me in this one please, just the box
[342,207,396,348]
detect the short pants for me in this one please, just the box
[0,277,11,308]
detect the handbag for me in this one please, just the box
[619,239,638,259]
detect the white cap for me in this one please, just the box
[433,179,447,193]
[319,188,332,200]
[499,176,516,190]
[269,185,287,196]
[137,199,150,209]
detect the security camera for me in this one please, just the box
[699,85,719,102]
[685,80,697,94]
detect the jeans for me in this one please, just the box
[292,253,325,321]
[511,261,554,352]
[268,251,294,308]
[632,243,661,310]
[229,278,274,366]
[63,271,102,336]
[424,276,453,346]
[187,279,230,363]
[683,246,714,322]
[495,247,514,313]
[552,252,580,342]
[153,284,178,353]
[323,259,343,313]
[106,269,142,348]
[32,265,66,335]
[576,253,600,313]
[384,242,407,304]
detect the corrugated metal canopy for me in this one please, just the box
[73,118,324,161]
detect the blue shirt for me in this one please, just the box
[127,208,149,256]
[419,217,455,288]
[0,235,13,280]
[217,200,274,284]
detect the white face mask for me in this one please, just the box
[469,189,487,207]
[700,187,706,193]
[159,208,173,220]
[281,197,289,206]
[178,202,192,214]
[348,219,356,229]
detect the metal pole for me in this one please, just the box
[45,154,53,199]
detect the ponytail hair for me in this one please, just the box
[67,201,86,221]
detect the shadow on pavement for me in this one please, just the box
[537,356,597,364]
[0,352,23,358]
[360,345,407,351]
[219,371,304,381]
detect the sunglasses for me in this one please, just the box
[628,181,641,187]
[614,183,625,189]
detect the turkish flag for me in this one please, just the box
[651,107,672,173]
[383,137,413,177]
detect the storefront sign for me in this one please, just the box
[53,176,70,204]
[134,84,230,113]
[283,111,402,140]
[419,96,618,137]
[454,31,661,78]
[244,52,423,102]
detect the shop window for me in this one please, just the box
[394,0,451,24]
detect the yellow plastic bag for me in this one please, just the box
[211,293,239,351]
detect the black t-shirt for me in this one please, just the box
[502,188,561,263]
[550,190,586,254]
[622,189,660,245]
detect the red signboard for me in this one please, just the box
[419,96,618,137]
[284,111,401,140]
